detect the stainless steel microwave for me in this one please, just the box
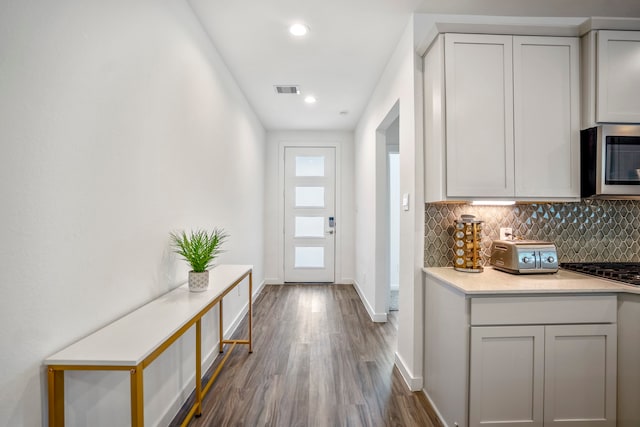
[581,125,640,198]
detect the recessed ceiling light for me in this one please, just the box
[304,95,316,104]
[289,23,309,37]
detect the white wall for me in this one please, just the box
[264,130,355,284]
[0,1,265,425]
[353,18,425,390]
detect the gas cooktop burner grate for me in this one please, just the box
[560,262,640,286]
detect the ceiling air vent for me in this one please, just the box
[274,85,300,95]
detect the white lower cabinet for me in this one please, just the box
[470,326,544,426]
[423,274,619,427]
[544,325,617,426]
[470,324,617,427]
[617,293,640,427]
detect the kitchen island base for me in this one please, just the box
[423,268,618,427]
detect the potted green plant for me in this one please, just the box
[170,228,228,292]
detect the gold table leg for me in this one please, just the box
[48,368,64,427]
[219,298,224,353]
[130,365,144,426]
[195,319,202,417]
[249,272,253,353]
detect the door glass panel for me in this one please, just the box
[295,217,325,237]
[295,156,325,177]
[295,247,324,268]
[295,186,325,207]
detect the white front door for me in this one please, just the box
[284,147,335,282]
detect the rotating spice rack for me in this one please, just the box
[453,215,483,273]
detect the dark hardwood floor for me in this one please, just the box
[171,284,439,427]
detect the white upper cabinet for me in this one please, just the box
[596,31,640,123]
[424,33,580,201]
[513,37,580,198]
[445,34,515,198]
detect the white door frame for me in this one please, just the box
[277,141,343,284]
[387,145,400,310]
[375,102,400,316]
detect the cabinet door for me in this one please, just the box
[513,37,580,198]
[544,324,617,426]
[617,293,640,427]
[597,31,640,123]
[445,34,514,198]
[470,326,544,427]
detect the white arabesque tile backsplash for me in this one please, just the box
[424,200,640,267]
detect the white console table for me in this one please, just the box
[45,264,253,427]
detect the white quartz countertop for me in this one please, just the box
[423,266,638,295]
[45,264,252,366]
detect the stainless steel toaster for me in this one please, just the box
[490,240,558,274]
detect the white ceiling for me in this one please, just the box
[188,0,640,131]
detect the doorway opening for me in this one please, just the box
[386,119,400,312]
[375,101,400,317]
[388,147,399,311]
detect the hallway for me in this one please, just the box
[173,285,437,426]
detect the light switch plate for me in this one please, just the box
[402,193,410,211]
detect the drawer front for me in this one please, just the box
[471,295,617,325]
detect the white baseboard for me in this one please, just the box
[352,279,387,323]
[252,278,266,301]
[264,278,355,285]
[394,352,423,391]
[158,280,266,426]
[422,389,449,427]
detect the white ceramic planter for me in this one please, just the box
[188,270,209,292]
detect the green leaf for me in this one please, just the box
[169,228,229,272]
